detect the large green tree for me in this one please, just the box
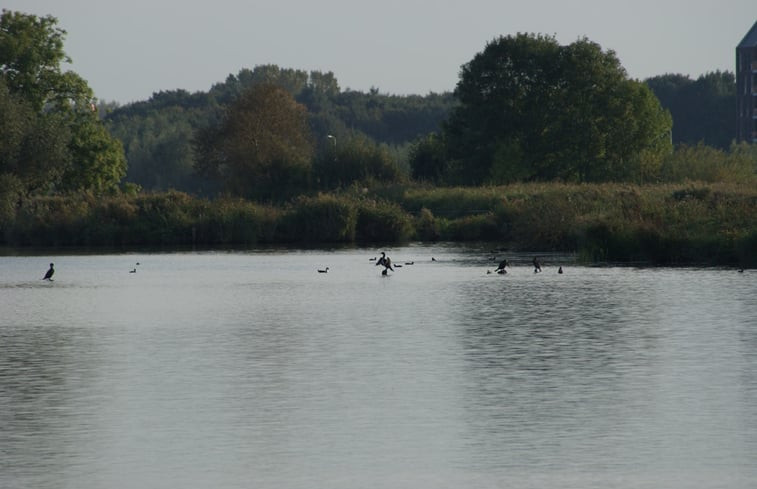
[0,78,70,194]
[194,83,314,200]
[0,9,126,194]
[444,33,672,184]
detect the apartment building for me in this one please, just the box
[737,20,757,142]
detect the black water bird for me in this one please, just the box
[130,268,137,273]
[495,258,509,274]
[404,261,414,265]
[376,252,394,272]
[533,257,542,273]
[558,266,563,274]
[43,263,55,281]
[318,267,329,273]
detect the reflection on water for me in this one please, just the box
[1,247,756,489]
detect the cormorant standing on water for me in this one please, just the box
[43,263,54,281]
[533,257,542,273]
[376,251,394,274]
[495,258,509,274]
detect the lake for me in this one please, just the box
[1,244,756,489]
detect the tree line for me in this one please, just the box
[1,9,754,212]
[104,40,755,199]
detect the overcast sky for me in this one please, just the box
[5,0,756,104]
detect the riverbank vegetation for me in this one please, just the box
[2,182,755,267]
[1,10,755,266]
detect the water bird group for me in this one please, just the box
[487,256,563,276]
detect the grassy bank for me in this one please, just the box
[1,183,755,266]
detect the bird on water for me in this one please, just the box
[43,263,54,281]
[318,267,329,273]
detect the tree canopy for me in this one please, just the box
[194,83,314,200]
[0,9,126,196]
[645,71,735,149]
[441,33,672,184]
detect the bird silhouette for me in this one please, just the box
[495,258,509,273]
[318,267,329,273]
[43,263,54,281]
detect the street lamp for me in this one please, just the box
[327,134,337,161]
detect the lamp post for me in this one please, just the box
[327,134,337,161]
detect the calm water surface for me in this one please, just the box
[1,245,756,489]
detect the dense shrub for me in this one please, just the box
[279,194,358,242]
[414,207,440,241]
[355,200,413,243]
[194,198,279,245]
[660,142,756,184]
[312,136,406,190]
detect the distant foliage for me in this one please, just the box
[106,93,218,194]
[645,71,736,150]
[312,134,407,190]
[105,64,454,196]
[408,133,448,183]
[194,84,314,201]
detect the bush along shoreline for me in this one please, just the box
[1,183,755,267]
